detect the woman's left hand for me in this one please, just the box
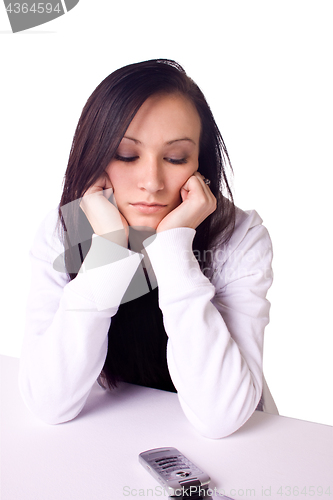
[156,172,217,233]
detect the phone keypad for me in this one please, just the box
[152,454,202,480]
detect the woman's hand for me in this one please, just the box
[80,173,129,247]
[156,172,217,233]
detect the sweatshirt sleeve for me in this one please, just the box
[19,210,142,424]
[143,211,273,438]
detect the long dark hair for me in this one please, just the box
[58,59,235,278]
[57,59,235,389]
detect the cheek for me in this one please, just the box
[105,164,118,183]
[168,177,189,207]
[106,165,127,193]
[170,164,197,191]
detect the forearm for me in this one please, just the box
[144,227,269,438]
[165,289,263,439]
[20,227,143,424]
[19,282,111,424]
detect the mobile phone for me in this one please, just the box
[139,447,210,498]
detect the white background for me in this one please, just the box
[0,1,332,427]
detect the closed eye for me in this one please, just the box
[165,158,188,165]
[115,154,139,162]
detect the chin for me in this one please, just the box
[128,218,160,231]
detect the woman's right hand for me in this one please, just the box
[80,172,129,248]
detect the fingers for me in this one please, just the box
[80,172,114,214]
[194,172,217,215]
[101,172,113,196]
[83,172,113,197]
[179,171,216,217]
[181,172,199,193]
[181,172,214,203]
[193,171,212,190]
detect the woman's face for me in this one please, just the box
[105,93,201,230]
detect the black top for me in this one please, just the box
[103,286,177,393]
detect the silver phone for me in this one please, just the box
[139,446,211,498]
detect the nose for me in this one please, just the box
[137,156,164,193]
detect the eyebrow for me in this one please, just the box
[122,136,196,146]
[167,138,196,145]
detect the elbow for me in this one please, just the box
[178,389,261,439]
[31,407,80,426]
[187,412,252,440]
[18,375,84,425]
[31,412,76,426]
[20,390,82,425]
[194,417,252,440]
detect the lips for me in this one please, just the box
[130,202,167,214]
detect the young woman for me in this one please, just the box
[19,59,276,438]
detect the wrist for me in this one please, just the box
[100,229,128,248]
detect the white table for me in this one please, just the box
[1,355,332,500]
